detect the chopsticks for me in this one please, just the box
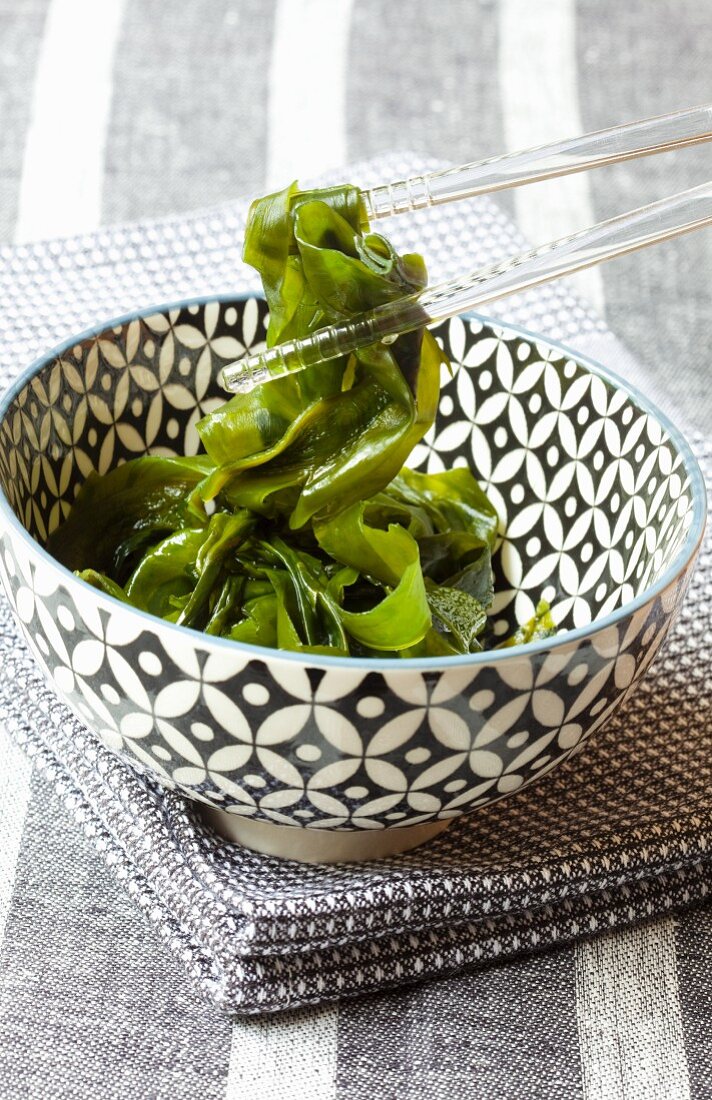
[361,103,712,219]
[222,104,712,394]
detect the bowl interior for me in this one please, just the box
[0,297,695,639]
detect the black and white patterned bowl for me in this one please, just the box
[0,295,706,862]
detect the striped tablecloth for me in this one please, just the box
[0,2,710,1097]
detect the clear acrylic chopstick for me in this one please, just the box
[222,180,712,394]
[362,102,712,219]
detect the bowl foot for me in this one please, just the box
[200,807,452,863]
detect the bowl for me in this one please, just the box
[0,295,705,862]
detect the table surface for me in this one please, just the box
[0,2,710,1097]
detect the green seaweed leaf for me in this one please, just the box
[48,455,212,578]
[49,178,553,657]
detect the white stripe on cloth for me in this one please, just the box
[0,730,32,946]
[497,0,605,314]
[226,1006,339,1100]
[15,0,125,242]
[575,921,692,1100]
[266,0,355,189]
[0,0,60,932]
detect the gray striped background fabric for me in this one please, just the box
[0,1,711,1096]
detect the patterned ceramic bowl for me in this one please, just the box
[0,296,705,862]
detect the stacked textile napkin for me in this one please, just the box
[0,155,709,1014]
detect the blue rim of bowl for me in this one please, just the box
[0,292,706,672]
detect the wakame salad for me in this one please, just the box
[49,182,555,658]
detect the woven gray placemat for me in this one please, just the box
[0,154,709,1015]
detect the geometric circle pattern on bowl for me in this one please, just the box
[0,297,701,833]
[0,527,691,830]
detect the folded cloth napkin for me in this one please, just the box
[0,155,709,1015]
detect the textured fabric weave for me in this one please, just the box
[0,154,709,1015]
